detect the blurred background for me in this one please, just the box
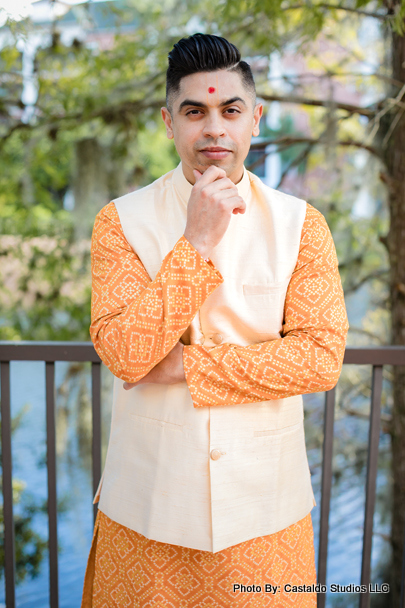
[0,0,404,606]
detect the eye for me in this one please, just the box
[225,108,240,114]
[186,109,202,116]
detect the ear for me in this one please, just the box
[252,103,263,137]
[161,107,174,139]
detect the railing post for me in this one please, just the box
[0,343,402,607]
[317,387,336,608]
[46,362,59,608]
[1,361,16,608]
[91,362,102,524]
[401,522,405,608]
[359,365,383,608]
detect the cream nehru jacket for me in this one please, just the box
[96,161,316,553]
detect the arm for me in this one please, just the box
[89,201,223,382]
[182,203,349,408]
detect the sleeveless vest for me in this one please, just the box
[96,162,316,553]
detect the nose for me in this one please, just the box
[202,112,226,139]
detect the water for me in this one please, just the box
[0,361,108,607]
[0,361,392,607]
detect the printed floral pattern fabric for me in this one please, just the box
[90,201,348,408]
[90,201,223,382]
[183,204,349,407]
[81,509,317,608]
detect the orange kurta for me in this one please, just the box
[81,198,348,606]
[82,510,317,607]
[90,202,347,408]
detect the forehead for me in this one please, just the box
[177,69,245,102]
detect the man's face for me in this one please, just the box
[161,69,263,185]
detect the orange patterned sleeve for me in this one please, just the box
[89,202,223,382]
[182,203,349,408]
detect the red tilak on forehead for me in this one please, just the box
[208,87,216,93]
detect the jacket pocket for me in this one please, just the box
[243,282,286,296]
[242,279,290,335]
[129,412,183,432]
[254,420,303,437]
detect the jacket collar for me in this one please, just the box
[172,161,251,206]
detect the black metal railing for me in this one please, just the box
[0,342,405,608]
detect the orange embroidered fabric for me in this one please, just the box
[81,509,317,607]
[90,201,348,408]
[90,201,223,383]
[183,203,349,407]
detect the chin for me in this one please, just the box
[199,159,228,169]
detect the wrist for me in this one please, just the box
[183,233,210,260]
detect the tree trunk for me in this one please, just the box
[382,14,405,606]
[72,138,110,240]
[72,137,127,239]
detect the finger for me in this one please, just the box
[194,164,227,187]
[123,381,137,390]
[203,178,238,196]
[226,196,246,213]
[192,169,202,182]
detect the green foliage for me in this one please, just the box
[0,1,190,339]
[0,231,91,340]
[6,493,48,584]
[0,129,73,233]
[221,0,405,41]
[267,114,310,175]
[0,0,401,343]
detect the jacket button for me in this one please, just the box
[210,449,221,461]
[212,333,223,345]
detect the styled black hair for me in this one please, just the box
[166,33,256,113]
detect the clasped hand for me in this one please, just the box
[123,341,185,390]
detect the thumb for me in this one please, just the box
[123,381,137,390]
[193,169,202,182]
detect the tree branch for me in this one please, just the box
[248,113,356,181]
[363,83,405,147]
[348,326,387,345]
[273,116,350,187]
[0,97,166,148]
[276,142,313,188]
[250,135,381,158]
[341,405,392,423]
[285,3,388,20]
[264,70,405,88]
[344,268,390,296]
[257,92,379,118]
[338,254,364,270]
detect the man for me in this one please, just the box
[81,33,349,607]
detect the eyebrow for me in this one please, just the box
[178,96,247,112]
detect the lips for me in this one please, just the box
[200,147,232,159]
[201,147,231,152]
